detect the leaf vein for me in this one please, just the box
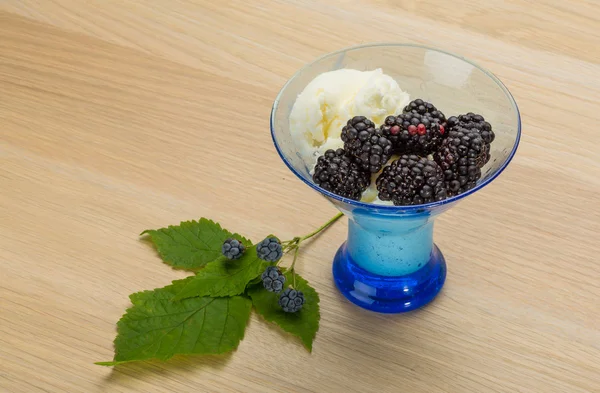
[218,299,230,352]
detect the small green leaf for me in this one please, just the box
[141,218,250,270]
[173,241,275,301]
[97,280,252,365]
[248,271,319,351]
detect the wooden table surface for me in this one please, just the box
[2,1,599,392]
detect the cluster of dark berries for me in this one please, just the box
[312,99,496,206]
[221,237,305,313]
[221,236,283,262]
[260,266,306,313]
[260,266,305,313]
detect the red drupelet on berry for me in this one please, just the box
[380,112,447,155]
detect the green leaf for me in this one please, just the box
[96,280,252,365]
[248,271,320,351]
[141,218,251,270]
[172,241,274,301]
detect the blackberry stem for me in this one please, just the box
[278,212,344,270]
[298,212,343,242]
[290,246,299,288]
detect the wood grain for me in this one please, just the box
[1,1,599,392]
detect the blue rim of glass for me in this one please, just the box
[270,43,521,212]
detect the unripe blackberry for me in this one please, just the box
[261,266,286,293]
[257,237,283,262]
[279,288,305,313]
[221,238,245,260]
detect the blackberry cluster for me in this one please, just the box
[257,237,283,262]
[376,155,447,205]
[261,266,286,293]
[341,116,394,173]
[312,148,370,201]
[404,99,447,124]
[312,97,495,204]
[447,113,495,165]
[433,126,487,196]
[279,288,305,313]
[221,238,245,260]
[380,112,446,155]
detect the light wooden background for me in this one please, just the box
[1,1,599,392]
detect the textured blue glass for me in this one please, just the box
[333,243,446,313]
[270,44,521,313]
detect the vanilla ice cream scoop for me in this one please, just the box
[289,68,410,168]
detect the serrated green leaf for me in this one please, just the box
[141,218,251,270]
[97,280,252,365]
[172,240,275,301]
[247,275,263,286]
[248,271,319,351]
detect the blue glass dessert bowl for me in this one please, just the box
[270,44,521,313]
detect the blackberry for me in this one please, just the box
[380,112,446,155]
[403,99,447,124]
[221,238,245,260]
[261,266,286,293]
[279,288,305,313]
[341,116,393,173]
[312,148,370,200]
[257,237,283,262]
[433,127,487,196]
[447,113,494,165]
[376,155,447,206]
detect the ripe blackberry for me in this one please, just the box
[433,127,487,196]
[341,116,393,173]
[376,155,447,206]
[447,113,494,165]
[403,99,447,124]
[312,148,370,200]
[261,266,286,293]
[380,112,446,155]
[257,237,283,262]
[221,238,245,260]
[279,288,305,313]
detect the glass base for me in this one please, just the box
[332,243,446,313]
